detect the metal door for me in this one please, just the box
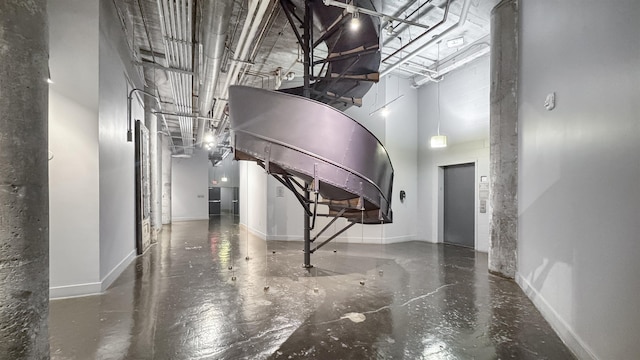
[443,163,475,248]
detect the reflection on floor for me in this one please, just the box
[50,215,575,359]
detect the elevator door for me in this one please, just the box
[443,163,475,248]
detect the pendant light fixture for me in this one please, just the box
[430,41,447,149]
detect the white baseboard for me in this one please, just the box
[50,250,136,299]
[266,234,302,241]
[50,282,102,299]
[384,235,416,244]
[264,235,416,244]
[101,250,136,291]
[516,273,598,360]
[239,223,267,240]
[172,216,209,222]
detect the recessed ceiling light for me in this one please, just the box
[446,37,464,48]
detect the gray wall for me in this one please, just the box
[517,1,640,359]
[172,150,209,221]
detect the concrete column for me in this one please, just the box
[144,84,161,241]
[489,0,519,278]
[0,1,50,358]
[161,134,172,225]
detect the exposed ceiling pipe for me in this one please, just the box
[382,0,451,64]
[214,0,271,137]
[240,2,280,80]
[383,1,436,46]
[206,0,260,140]
[156,0,195,153]
[380,0,420,30]
[412,40,490,88]
[196,0,234,146]
[380,0,472,77]
[323,0,432,30]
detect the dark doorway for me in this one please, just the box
[443,163,475,248]
[208,187,221,215]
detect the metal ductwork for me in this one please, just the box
[197,0,234,145]
[156,0,195,154]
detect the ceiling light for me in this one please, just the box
[380,107,389,117]
[221,176,228,182]
[204,133,214,143]
[207,142,214,147]
[350,12,360,31]
[430,135,447,148]
[431,42,447,149]
[46,78,54,84]
[385,21,394,36]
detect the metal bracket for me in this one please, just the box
[310,222,357,253]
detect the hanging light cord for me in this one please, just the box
[436,41,441,136]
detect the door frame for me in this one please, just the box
[435,159,479,249]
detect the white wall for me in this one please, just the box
[161,134,172,224]
[208,155,239,188]
[378,76,418,243]
[517,1,640,359]
[344,79,387,141]
[48,0,142,297]
[172,150,209,221]
[98,0,140,284]
[417,56,491,252]
[48,0,101,297]
[266,177,303,240]
[239,161,268,238]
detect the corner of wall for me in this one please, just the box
[515,273,598,360]
[100,249,137,292]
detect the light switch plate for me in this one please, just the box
[544,92,556,110]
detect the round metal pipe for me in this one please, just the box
[380,0,472,77]
[197,0,234,144]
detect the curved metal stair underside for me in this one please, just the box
[229,1,393,224]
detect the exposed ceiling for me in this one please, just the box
[114,0,497,161]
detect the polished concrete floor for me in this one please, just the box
[50,216,575,359]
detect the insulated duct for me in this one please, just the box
[197,0,234,145]
[213,0,271,138]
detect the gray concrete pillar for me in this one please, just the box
[144,84,161,242]
[489,0,519,278]
[161,134,172,225]
[0,1,50,358]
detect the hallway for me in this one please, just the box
[50,216,574,359]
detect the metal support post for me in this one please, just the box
[302,1,313,268]
[303,183,312,268]
[303,1,312,98]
